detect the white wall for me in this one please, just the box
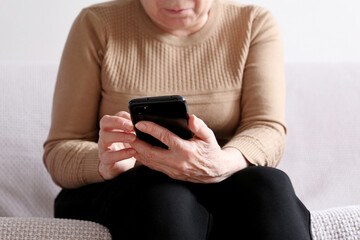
[0,0,359,63]
[0,0,101,64]
[240,0,360,63]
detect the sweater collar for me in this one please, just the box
[135,0,221,47]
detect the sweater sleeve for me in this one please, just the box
[43,8,106,188]
[223,7,287,167]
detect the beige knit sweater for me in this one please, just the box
[43,0,286,189]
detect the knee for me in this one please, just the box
[133,165,179,191]
[130,168,209,240]
[231,166,294,195]
[133,166,195,206]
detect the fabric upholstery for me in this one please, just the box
[0,64,60,217]
[311,205,360,240]
[0,217,111,239]
[0,205,358,239]
[278,63,360,210]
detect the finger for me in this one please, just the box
[133,148,212,183]
[130,137,167,161]
[100,148,136,165]
[138,159,207,184]
[115,111,131,120]
[188,115,215,142]
[100,114,134,132]
[134,150,176,178]
[132,140,191,181]
[135,121,182,148]
[99,131,136,148]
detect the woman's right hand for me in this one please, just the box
[98,111,137,180]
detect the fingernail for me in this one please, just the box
[127,134,136,142]
[135,122,146,131]
[125,123,133,131]
[191,115,198,131]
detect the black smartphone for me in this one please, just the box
[128,95,193,149]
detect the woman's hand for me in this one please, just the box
[98,111,137,180]
[130,115,249,183]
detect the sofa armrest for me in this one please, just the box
[311,205,360,240]
[0,217,111,240]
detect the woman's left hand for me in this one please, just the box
[130,115,249,183]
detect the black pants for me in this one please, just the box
[55,166,312,240]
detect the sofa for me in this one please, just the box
[0,63,359,239]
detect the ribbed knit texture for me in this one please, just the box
[44,0,286,188]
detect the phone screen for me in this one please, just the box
[128,96,193,149]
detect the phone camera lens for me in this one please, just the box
[134,105,149,116]
[143,106,150,112]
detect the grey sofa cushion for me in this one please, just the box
[0,217,111,239]
[279,63,360,210]
[0,64,60,217]
[311,205,360,240]
[0,205,359,239]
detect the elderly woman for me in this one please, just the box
[44,0,312,239]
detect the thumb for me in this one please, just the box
[188,115,215,142]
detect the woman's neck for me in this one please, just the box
[155,13,210,37]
